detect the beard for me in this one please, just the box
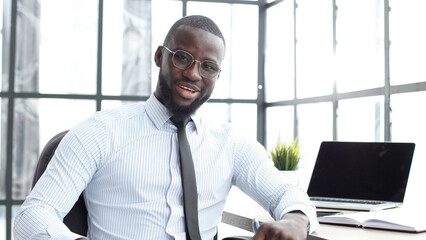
[158,73,211,118]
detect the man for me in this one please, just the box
[14,15,318,240]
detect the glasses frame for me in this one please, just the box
[162,46,221,79]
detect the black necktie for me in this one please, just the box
[171,116,202,240]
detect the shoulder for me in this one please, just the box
[70,102,148,143]
[93,102,146,122]
[198,115,260,150]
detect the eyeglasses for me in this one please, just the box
[162,46,221,79]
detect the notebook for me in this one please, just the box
[307,141,415,211]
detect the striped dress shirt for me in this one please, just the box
[14,94,318,240]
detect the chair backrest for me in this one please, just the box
[32,130,88,236]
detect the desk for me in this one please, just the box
[219,187,426,240]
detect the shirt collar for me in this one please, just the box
[145,93,201,133]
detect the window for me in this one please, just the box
[296,0,334,98]
[337,96,384,142]
[391,92,426,207]
[265,0,426,207]
[187,2,259,100]
[265,0,294,102]
[2,0,426,239]
[37,0,98,94]
[389,0,426,85]
[335,0,384,92]
[0,1,260,239]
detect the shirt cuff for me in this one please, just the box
[278,205,320,234]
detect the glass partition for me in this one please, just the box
[265,0,295,102]
[391,92,426,206]
[337,96,384,142]
[389,0,426,85]
[199,102,257,140]
[335,0,384,92]
[187,2,259,100]
[266,105,294,150]
[37,0,98,94]
[295,0,333,98]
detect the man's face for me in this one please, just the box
[154,25,225,117]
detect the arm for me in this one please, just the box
[14,119,106,240]
[13,204,88,240]
[232,137,319,239]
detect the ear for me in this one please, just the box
[154,46,163,67]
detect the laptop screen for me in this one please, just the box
[307,141,415,202]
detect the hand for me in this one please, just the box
[252,211,309,240]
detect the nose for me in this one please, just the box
[182,60,202,81]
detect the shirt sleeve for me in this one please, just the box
[231,135,319,233]
[14,208,87,240]
[13,118,108,239]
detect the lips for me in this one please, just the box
[179,85,199,93]
[177,82,200,92]
[175,82,201,101]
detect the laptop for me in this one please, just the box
[307,141,415,211]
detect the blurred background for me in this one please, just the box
[0,0,425,239]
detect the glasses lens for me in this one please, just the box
[172,50,193,70]
[169,48,220,79]
[200,61,220,79]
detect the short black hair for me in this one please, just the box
[163,15,225,47]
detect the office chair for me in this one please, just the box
[32,130,88,236]
[32,130,252,239]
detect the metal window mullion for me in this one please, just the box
[257,1,267,145]
[384,0,391,141]
[6,0,19,239]
[182,0,187,17]
[332,0,337,140]
[96,0,104,111]
[293,0,298,140]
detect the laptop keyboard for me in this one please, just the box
[311,197,386,205]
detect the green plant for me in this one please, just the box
[269,139,300,171]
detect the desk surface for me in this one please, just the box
[220,187,426,240]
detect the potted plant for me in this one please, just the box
[269,139,300,185]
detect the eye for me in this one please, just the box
[201,61,220,73]
[174,51,192,65]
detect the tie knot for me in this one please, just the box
[170,115,190,128]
